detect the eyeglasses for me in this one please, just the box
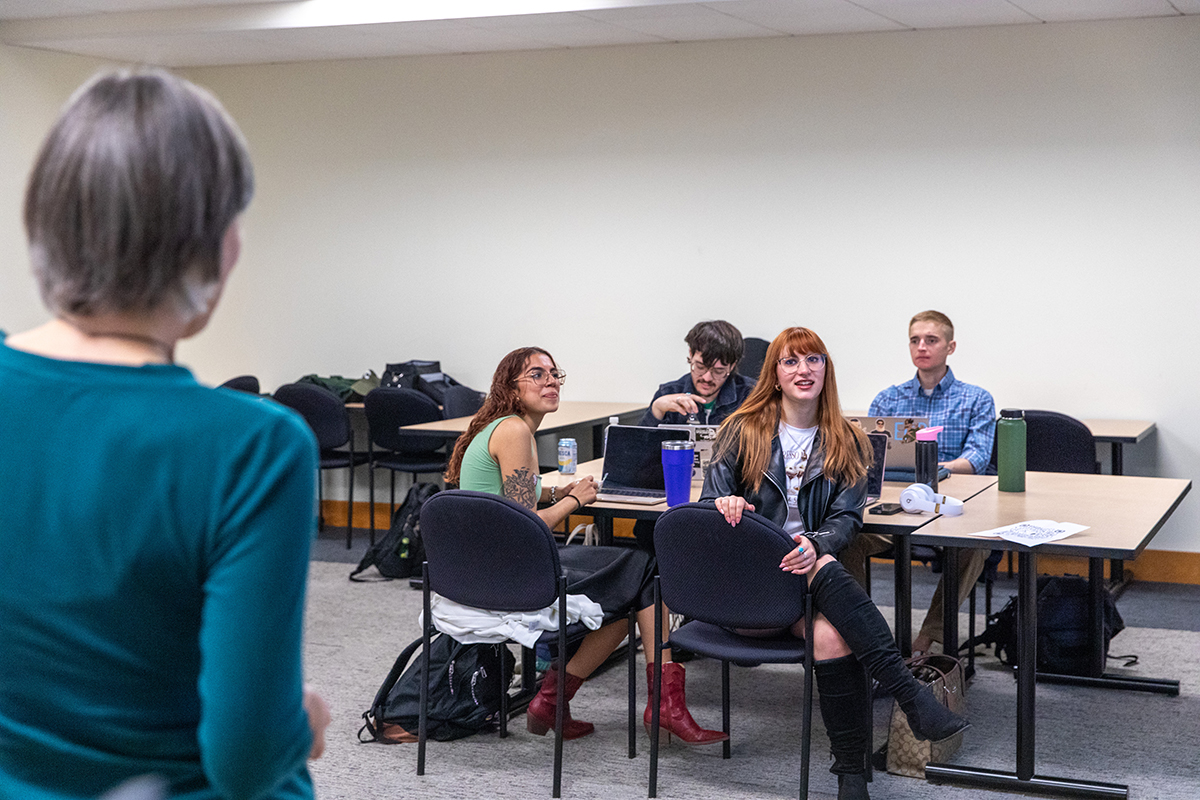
[687,358,733,380]
[516,368,566,386]
[777,354,826,374]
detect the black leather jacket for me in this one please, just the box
[699,430,868,559]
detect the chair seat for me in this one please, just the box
[372,452,447,473]
[320,450,369,469]
[671,621,808,666]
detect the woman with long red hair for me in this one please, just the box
[702,327,968,800]
[445,347,725,745]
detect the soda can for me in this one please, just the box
[557,438,577,474]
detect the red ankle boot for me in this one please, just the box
[645,662,728,745]
[526,664,594,739]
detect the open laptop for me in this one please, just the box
[595,425,691,505]
[849,416,930,469]
[659,423,720,482]
[864,432,888,504]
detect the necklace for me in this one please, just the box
[58,318,174,364]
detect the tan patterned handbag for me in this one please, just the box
[886,654,967,778]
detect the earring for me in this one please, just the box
[774,383,781,391]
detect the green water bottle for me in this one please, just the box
[997,408,1026,492]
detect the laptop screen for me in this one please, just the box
[602,425,691,491]
[866,432,888,500]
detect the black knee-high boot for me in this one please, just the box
[809,560,969,743]
[815,655,871,800]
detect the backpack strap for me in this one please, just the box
[360,634,429,741]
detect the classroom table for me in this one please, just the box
[1079,419,1155,586]
[1081,418,1155,476]
[397,401,646,456]
[543,461,995,651]
[847,413,1158,585]
[909,471,1191,799]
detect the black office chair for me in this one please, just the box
[441,384,486,419]
[273,382,369,548]
[417,490,637,798]
[739,336,770,380]
[1027,410,1098,474]
[364,388,449,545]
[218,374,259,394]
[648,503,815,799]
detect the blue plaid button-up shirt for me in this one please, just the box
[868,367,996,474]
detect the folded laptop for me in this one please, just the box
[659,423,720,482]
[865,432,888,504]
[851,416,930,469]
[595,425,691,505]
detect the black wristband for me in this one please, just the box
[568,495,583,511]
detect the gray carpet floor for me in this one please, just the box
[305,530,1200,799]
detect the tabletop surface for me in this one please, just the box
[545,459,997,531]
[910,471,1191,559]
[398,400,646,433]
[1079,418,1156,444]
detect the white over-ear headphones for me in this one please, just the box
[899,483,964,516]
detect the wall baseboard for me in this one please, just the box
[324,501,1200,586]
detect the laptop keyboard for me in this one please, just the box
[601,487,665,498]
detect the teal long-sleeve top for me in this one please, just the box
[0,338,317,800]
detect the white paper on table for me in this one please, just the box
[964,519,1089,546]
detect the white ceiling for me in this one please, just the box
[0,0,1197,67]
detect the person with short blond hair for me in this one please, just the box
[844,310,996,655]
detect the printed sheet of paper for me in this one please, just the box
[966,519,1089,547]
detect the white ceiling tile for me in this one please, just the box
[581,4,777,39]
[713,0,905,34]
[1008,0,1183,22]
[852,0,1036,28]
[1,0,1197,66]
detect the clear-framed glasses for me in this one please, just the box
[516,368,566,386]
[687,358,732,380]
[777,354,826,374]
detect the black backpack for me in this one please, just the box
[350,483,439,581]
[961,573,1132,675]
[359,632,515,743]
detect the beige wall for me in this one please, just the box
[2,16,1198,551]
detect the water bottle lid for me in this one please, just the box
[915,425,943,442]
[661,440,695,450]
[609,416,620,425]
[1000,408,1025,419]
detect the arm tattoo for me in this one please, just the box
[502,467,538,509]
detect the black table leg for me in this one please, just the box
[1108,442,1127,589]
[1036,557,1179,696]
[893,534,912,657]
[941,547,960,659]
[925,549,1131,799]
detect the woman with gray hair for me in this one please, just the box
[0,69,328,799]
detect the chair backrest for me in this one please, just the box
[739,337,770,379]
[273,382,351,451]
[219,374,260,394]
[1025,409,1096,474]
[985,409,1096,476]
[442,385,485,420]
[420,490,562,612]
[653,503,809,629]
[364,387,444,453]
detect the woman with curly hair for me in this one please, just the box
[445,347,725,745]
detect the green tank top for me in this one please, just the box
[459,415,542,500]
